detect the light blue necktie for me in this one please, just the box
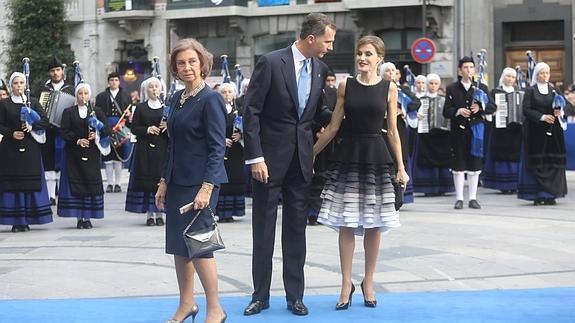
[297,59,310,118]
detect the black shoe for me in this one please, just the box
[217,217,234,223]
[77,220,84,229]
[544,198,557,205]
[83,220,93,229]
[167,303,199,323]
[336,284,355,310]
[220,311,227,322]
[50,198,56,206]
[454,200,463,209]
[11,225,25,233]
[308,217,319,226]
[106,185,113,193]
[23,225,30,232]
[114,185,121,193]
[533,199,545,206]
[243,300,269,316]
[155,217,165,226]
[468,200,481,209]
[360,281,377,308]
[287,299,308,316]
[146,218,156,226]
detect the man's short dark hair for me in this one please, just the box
[458,56,475,68]
[108,72,120,81]
[326,71,336,78]
[299,13,336,40]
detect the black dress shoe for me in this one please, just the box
[287,299,308,316]
[544,198,557,205]
[11,225,25,233]
[360,281,377,308]
[454,200,463,209]
[155,217,165,226]
[146,218,156,226]
[244,300,269,316]
[106,185,113,193]
[114,185,122,193]
[468,200,481,209]
[83,220,93,229]
[23,225,30,232]
[336,284,355,310]
[77,220,84,229]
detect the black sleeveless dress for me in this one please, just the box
[318,78,400,236]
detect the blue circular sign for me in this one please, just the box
[411,38,436,64]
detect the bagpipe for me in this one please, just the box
[468,49,489,158]
[152,56,170,124]
[221,54,242,131]
[400,65,418,128]
[20,57,46,149]
[73,61,111,157]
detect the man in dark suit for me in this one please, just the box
[242,13,336,316]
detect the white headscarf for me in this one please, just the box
[218,82,237,97]
[415,75,427,83]
[9,72,26,89]
[75,83,92,99]
[530,62,550,86]
[380,62,397,80]
[426,73,441,84]
[140,76,162,102]
[498,67,517,88]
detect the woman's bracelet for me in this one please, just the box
[200,182,214,193]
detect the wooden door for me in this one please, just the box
[506,48,564,84]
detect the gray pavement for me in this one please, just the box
[1,171,574,300]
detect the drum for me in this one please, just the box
[112,122,132,147]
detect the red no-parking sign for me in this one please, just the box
[411,37,436,64]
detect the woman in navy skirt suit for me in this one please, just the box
[155,38,228,323]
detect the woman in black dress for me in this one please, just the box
[314,36,409,310]
[125,77,168,226]
[0,72,52,232]
[216,82,245,223]
[518,62,567,204]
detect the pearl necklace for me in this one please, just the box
[180,81,206,105]
[356,74,381,86]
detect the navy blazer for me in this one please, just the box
[163,86,228,186]
[243,46,329,183]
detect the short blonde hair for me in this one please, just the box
[170,38,213,80]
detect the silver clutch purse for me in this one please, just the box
[180,203,225,258]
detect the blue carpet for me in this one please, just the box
[1,288,574,322]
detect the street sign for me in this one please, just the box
[411,37,436,64]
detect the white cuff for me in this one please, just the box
[245,157,264,165]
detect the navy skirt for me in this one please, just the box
[165,183,220,258]
[0,163,53,226]
[125,162,161,214]
[57,157,104,219]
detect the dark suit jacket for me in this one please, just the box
[163,87,228,186]
[243,46,329,183]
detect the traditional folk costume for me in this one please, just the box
[38,58,76,204]
[518,63,567,204]
[443,57,496,209]
[412,74,454,195]
[125,77,167,225]
[94,73,131,193]
[0,72,52,232]
[58,84,111,228]
[483,68,523,193]
[216,93,246,223]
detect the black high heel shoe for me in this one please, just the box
[335,284,355,310]
[360,281,377,308]
[220,311,228,322]
[166,303,199,323]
